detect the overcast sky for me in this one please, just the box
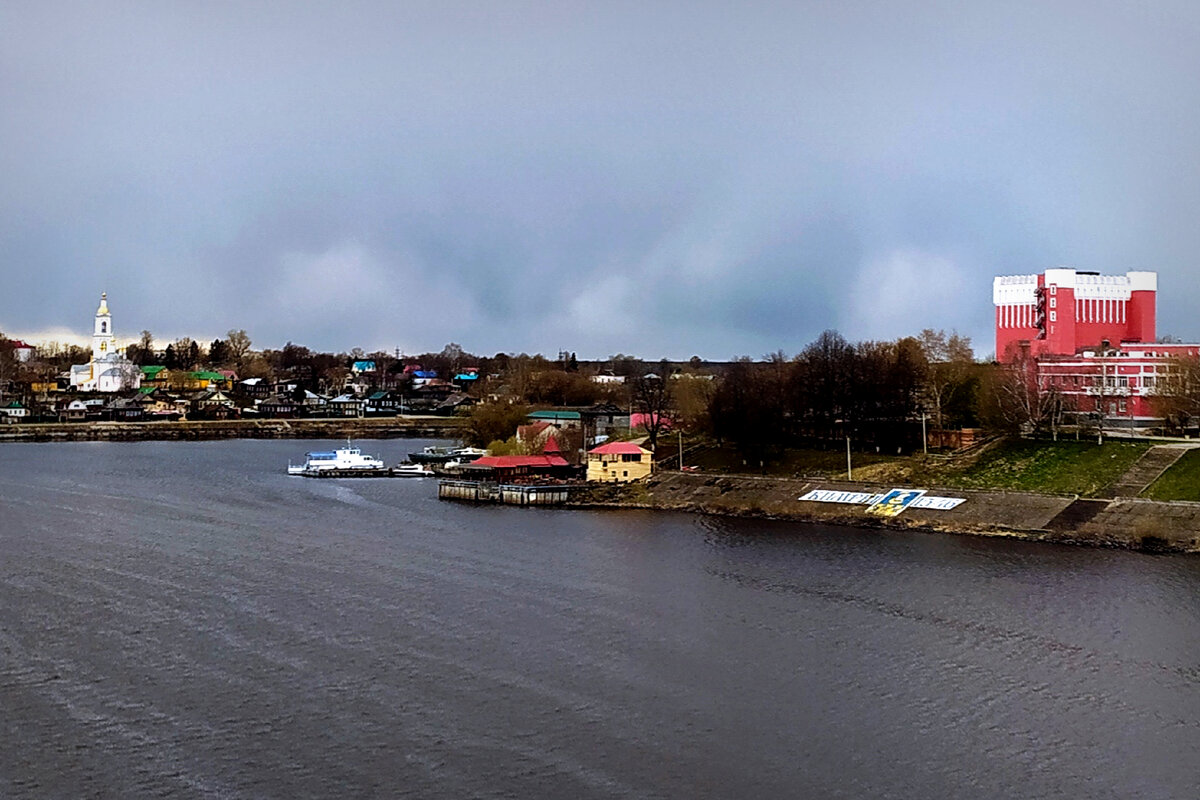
[3,1,1200,359]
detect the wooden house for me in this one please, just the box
[586,441,653,483]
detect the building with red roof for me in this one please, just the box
[586,441,653,482]
[460,453,572,481]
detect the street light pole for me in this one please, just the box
[921,412,927,455]
[846,434,852,481]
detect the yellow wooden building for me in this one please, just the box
[586,441,653,482]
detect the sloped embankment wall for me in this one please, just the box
[574,473,1200,553]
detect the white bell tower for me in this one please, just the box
[92,292,115,363]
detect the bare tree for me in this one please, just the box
[917,328,974,430]
[226,329,252,370]
[0,334,18,402]
[982,345,1065,435]
[632,360,673,452]
[1153,356,1200,433]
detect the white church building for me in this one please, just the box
[69,293,141,392]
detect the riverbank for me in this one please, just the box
[570,472,1200,553]
[0,416,466,442]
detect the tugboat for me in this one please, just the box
[288,441,386,475]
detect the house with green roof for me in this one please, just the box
[1,400,29,423]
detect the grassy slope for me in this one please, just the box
[687,437,1152,498]
[1143,449,1200,502]
[934,438,1149,497]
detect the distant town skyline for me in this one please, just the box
[5,3,1200,358]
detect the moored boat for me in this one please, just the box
[288,441,385,474]
[408,446,456,464]
[408,445,489,464]
[393,463,435,477]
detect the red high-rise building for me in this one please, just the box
[994,268,1199,426]
[994,269,1156,360]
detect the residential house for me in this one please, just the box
[365,390,405,416]
[140,365,170,389]
[410,369,438,388]
[171,371,227,392]
[192,390,238,420]
[138,389,184,421]
[300,389,328,415]
[1,400,29,423]
[259,395,301,418]
[60,399,88,422]
[11,340,34,362]
[453,367,480,389]
[327,393,366,417]
[517,421,559,450]
[432,393,476,415]
[107,396,145,421]
[238,377,273,400]
[586,441,653,482]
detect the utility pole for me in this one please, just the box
[846,434,853,480]
[678,430,684,471]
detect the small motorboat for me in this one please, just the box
[393,463,434,477]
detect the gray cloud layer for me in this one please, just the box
[3,1,1200,358]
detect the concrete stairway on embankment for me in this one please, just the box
[1102,444,1197,498]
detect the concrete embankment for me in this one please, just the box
[0,417,465,443]
[571,472,1200,554]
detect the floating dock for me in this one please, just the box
[438,479,573,506]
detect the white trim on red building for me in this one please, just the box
[995,268,1199,428]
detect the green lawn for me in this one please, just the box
[937,438,1150,497]
[1142,449,1200,502]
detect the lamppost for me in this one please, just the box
[836,419,852,480]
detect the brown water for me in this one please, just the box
[1,440,1198,798]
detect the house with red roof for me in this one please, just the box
[586,441,653,482]
[10,340,34,362]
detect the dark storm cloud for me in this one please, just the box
[3,1,1200,358]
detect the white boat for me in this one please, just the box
[393,463,435,477]
[287,441,385,474]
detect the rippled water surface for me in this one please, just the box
[2,440,1198,798]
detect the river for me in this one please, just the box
[1,440,1197,798]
